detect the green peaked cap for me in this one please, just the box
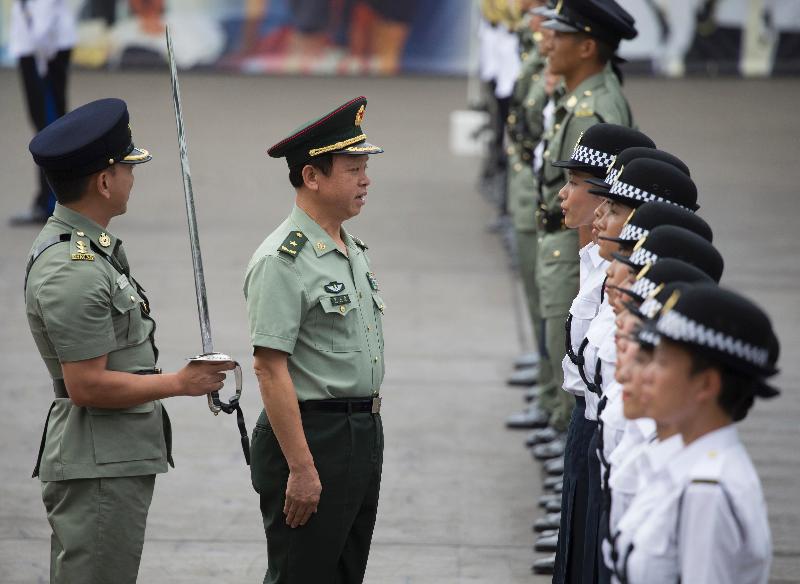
[267,96,384,168]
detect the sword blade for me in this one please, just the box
[166,26,214,355]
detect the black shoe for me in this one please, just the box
[532,512,561,533]
[523,386,539,403]
[544,457,565,475]
[514,351,540,369]
[526,426,559,447]
[543,474,562,491]
[534,531,559,553]
[532,554,556,575]
[538,493,561,509]
[532,436,566,461]
[545,499,562,513]
[10,208,49,226]
[506,366,539,387]
[505,406,549,429]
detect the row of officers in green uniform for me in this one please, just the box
[480,1,781,583]
[24,94,386,583]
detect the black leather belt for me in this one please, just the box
[299,397,381,414]
[52,368,162,399]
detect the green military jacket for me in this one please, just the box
[25,204,172,482]
[244,205,385,401]
[538,62,633,214]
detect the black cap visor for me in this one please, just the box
[331,140,384,156]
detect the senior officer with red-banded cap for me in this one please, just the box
[244,96,385,584]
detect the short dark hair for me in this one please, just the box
[44,171,94,204]
[288,154,334,188]
[689,351,756,422]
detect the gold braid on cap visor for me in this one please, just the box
[309,134,367,157]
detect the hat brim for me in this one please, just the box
[531,6,554,16]
[119,147,152,165]
[551,159,604,175]
[611,251,641,270]
[598,234,636,248]
[330,141,384,156]
[622,298,646,320]
[606,283,644,303]
[585,177,611,189]
[542,18,581,33]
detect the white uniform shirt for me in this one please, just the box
[9,0,76,75]
[583,300,615,421]
[532,99,556,174]
[612,425,771,584]
[493,24,521,99]
[562,243,609,397]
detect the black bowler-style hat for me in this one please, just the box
[591,158,699,211]
[613,225,724,282]
[542,0,637,48]
[600,201,713,249]
[552,123,655,178]
[268,96,383,168]
[616,258,714,304]
[29,98,151,179]
[586,146,691,192]
[638,283,780,394]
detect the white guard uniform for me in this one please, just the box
[583,299,615,422]
[611,425,771,584]
[9,0,76,75]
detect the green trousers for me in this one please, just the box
[251,408,383,584]
[41,475,156,584]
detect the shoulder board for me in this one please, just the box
[352,235,368,250]
[69,230,96,262]
[278,230,307,260]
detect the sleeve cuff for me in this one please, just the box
[251,333,296,355]
[56,334,117,362]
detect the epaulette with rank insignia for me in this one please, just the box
[352,235,368,250]
[70,229,95,261]
[278,231,307,259]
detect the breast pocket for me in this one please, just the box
[314,295,362,353]
[111,287,148,347]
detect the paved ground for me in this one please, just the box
[0,70,798,583]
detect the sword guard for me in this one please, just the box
[187,352,242,414]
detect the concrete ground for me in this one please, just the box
[0,70,798,584]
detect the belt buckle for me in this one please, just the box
[371,396,382,414]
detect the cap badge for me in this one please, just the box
[633,236,647,252]
[635,263,651,280]
[623,209,636,226]
[661,289,681,315]
[554,0,563,14]
[355,105,365,127]
[648,283,665,299]
[98,233,112,247]
[566,95,578,109]
[324,281,345,294]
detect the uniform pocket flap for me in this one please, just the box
[318,295,357,316]
[88,401,156,416]
[111,288,140,314]
[371,293,385,314]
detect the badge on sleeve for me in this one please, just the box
[324,281,345,294]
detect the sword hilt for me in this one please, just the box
[188,352,242,415]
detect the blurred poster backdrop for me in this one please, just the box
[0,0,798,76]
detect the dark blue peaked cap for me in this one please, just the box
[29,98,151,179]
[543,0,637,48]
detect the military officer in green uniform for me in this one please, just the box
[506,1,550,386]
[24,98,234,583]
[244,96,385,584]
[536,0,637,435]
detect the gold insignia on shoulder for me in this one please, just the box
[623,209,636,226]
[575,106,594,118]
[76,240,89,254]
[316,242,327,251]
[583,90,593,97]
[635,263,651,280]
[633,237,647,251]
[355,104,365,126]
[278,230,307,259]
[661,289,681,315]
[76,231,85,237]
[98,233,111,247]
[566,95,578,109]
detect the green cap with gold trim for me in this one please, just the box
[267,96,383,168]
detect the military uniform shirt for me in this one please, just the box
[612,426,771,584]
[244,205,385,401]
[25,204,170,481]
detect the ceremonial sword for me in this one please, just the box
[165,26,250,464]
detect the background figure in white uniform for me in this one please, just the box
[612,284,780,583]
[8,0,76,226]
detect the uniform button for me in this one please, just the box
[521,52,528,60]
[367,325,372,331]
[339,306,346,314]
[527,98,535,107]
[514,162,523,172]
[373,357,379,363]
[543,149,550,159]
[553,250,561,258]
[532,74,540,82]
[130,295,136,302]
[76,231,85,236]
[554,123,561,131]
[584,90,592,96]
[507,113,516,124]
[507,146,515,155]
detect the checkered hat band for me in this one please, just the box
[605,167,621,185]
[639,328,661,346]
[609,179,692,211]
[619,223,648,243]
[571,144,615,168]
[631,276,657,299]
[656,310,770,367]
[629,247,659,267]
[640,298,662,318]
